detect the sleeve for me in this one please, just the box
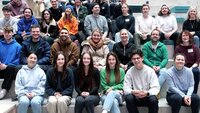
[9,45,22,65]
[98,45,109,66]
[37,42,50,65]
[15,70,28,97]
[20,44,28,64]
[84,16,92,36]
[67,44,79,66]
[112,68,125,90]
[89,69,100,95]
[17,20,24,35]
[100,68,110,91]
[45,69,56,96]
[148,70,160,95]
[186,69,195,96]
[31,70,46,96]
[61,69,74,96]
[123,69,133,95]
[57,18,63,32]
[142,44,154,67]
[74,72,82,95]
[135,17,142,34]
[128,16,135,34]
[159,45,168,68]
[102,17,109,37]
[50,43,59,64]
[69,17,78,35]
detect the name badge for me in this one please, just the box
[188,49,193,53]
[125,19,130,22]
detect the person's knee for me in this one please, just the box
[149,96,158,105]
[125,94,135,102]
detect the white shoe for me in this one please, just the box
[0,89,7,99]
[102,110,108,113]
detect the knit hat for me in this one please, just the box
[65,5,74,11]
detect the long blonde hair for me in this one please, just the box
[187,6,199,21]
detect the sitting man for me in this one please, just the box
[142,29,168,87]
[123,49,160,113]
[0,26,21,99]
[20,25,50,71]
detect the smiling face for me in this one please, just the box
[181,32,190,44]
[161,5,169,15]
[56,54,65,68]
[24,8,32,19]
[189,8,197,19]
[174,54,185,70]
[150,30,160,43]
[65,8,71,15]
[91,31,101,43]
[131,54,143,69]
[121,4,129,15]
[82,53,91,66]
[27,53,37,69]
[3,30,13,42]
[51,0,58,8]
[59,29,70,42]
[43,10,50,20]
[108,55,116,69]
[31,27,40,42]
[142,5,150,16]
[120,29,129,43]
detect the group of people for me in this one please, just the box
[0,0,200,113]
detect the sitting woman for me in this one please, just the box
[74,52,100,113]
[15,52,46,113]
[166,53,200,113]
[81,28,109,70]
[16,8,38,44]
[45,51,74,113]
[113,29,136,71]
[175,30,200,94]
[100,52,125,113]
[39,9,58,45]
[57,5,78,41]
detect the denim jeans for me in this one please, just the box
[158,68,168,88]
[101,91,123,113]
[193,35,199,48]
[17,95,44,113]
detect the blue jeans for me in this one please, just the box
[158,68,168,88]
[193,35,199,48]
[101,91,123,113]
[17,95,44,113]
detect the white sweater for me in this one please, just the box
[123,65,160,95]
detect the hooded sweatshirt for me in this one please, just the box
[0,38,21,65]
[15,64,46,97]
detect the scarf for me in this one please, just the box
[89,38,104,50]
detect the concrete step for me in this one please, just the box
[0,79,199,113]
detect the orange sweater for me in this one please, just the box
[58,16,78,35]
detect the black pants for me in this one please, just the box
[0,66,17,91]
[160,32,179,46]
[75,95,100,113]
[125,94,158,113]
[192,67,200,94]
[167,93,200,113]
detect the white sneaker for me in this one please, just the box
[102,110,108,113]
[0,89,7,99]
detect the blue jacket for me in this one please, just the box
[17,16,38,35]
[20,37,50,65]
[0,38,21,65]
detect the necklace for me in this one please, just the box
[190,20,195,29]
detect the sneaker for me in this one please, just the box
[0,89,7,99]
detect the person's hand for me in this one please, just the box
[0,63,7,70]
[81,91,89,97]
[164,32,172,39]
[54,92,62,98]
[106,87,113,94]
[184,96,191,106]
[26,93,35,99]
[141,33,148,40]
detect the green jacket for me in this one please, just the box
[142,41,168,68]
[100,68,125,92]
